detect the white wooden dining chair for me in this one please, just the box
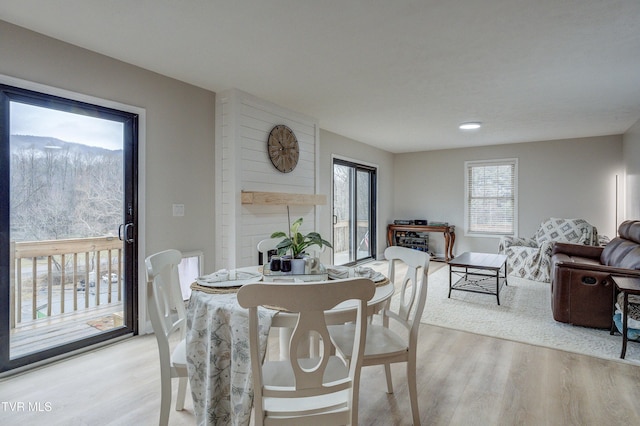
[257,237,284,265]
[237,278,375,426]
[145,249,189,426]
[329,246,429,426]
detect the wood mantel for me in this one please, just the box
[241,191,327,206]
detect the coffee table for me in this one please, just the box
[449,252,508,305]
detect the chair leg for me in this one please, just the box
[175,376,188,411]
[384,363,393,394]
[350,379,360,426]
[407,360,420,426]
[159,369,171,426]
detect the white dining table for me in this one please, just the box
[185,266,393,426]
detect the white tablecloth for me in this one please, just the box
[186,291,276,426]
[185,267,393,426]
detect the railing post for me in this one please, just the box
[118,248,123,302]
[96,250,101,306]
[84,253,90,308]
[32,259,37,320]
[60,253,66,314]
[107,249,113,304]
[73,253,78,311]
[47,256,53,317]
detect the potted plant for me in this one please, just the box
[270,217,333,258]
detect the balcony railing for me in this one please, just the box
[333,220,371,264]
[10,236,123,329]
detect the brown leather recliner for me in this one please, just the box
[550,220,640,329]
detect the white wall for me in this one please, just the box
[393,135,624,256]
[319,130,395,261]
[215,89,320,269]
[623,118,640,220]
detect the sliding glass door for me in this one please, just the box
[0,85,138,373]
[333,159,376,265]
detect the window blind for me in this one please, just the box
[465,159,517,235]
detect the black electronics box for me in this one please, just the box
[414,220,428,225]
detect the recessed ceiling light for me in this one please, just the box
[459,122,482,130]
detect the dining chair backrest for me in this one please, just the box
[257,237,284,265]
[145,249,189,425]
[384,246,430,348]
[146,249,187,341]
[237,278,376,426]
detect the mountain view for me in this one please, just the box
[10,135,124,242]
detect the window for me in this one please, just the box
[464,158,518,236]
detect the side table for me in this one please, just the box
[610,276,640,359]
[387,224,456,261]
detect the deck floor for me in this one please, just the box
[10,302,124,359]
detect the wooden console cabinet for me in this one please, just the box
[387,224,456,262]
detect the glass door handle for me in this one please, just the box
[118,223,135,244]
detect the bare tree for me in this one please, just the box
[10,137,123,242]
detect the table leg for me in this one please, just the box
[444,233,451,262]
[496,269,501,305]
[448,231,456,261]
[504,263,508,286]
[622,292,629,359]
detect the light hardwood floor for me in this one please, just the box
[2,324,640,426]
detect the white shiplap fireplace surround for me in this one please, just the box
[214,89,325,270]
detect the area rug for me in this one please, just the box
[417,266,640,364]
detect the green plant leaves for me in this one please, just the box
[269,217,333,257]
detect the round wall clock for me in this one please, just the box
[267,125,299,173]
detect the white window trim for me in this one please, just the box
[464,158,518,238]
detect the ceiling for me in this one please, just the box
[1,1,639,153]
